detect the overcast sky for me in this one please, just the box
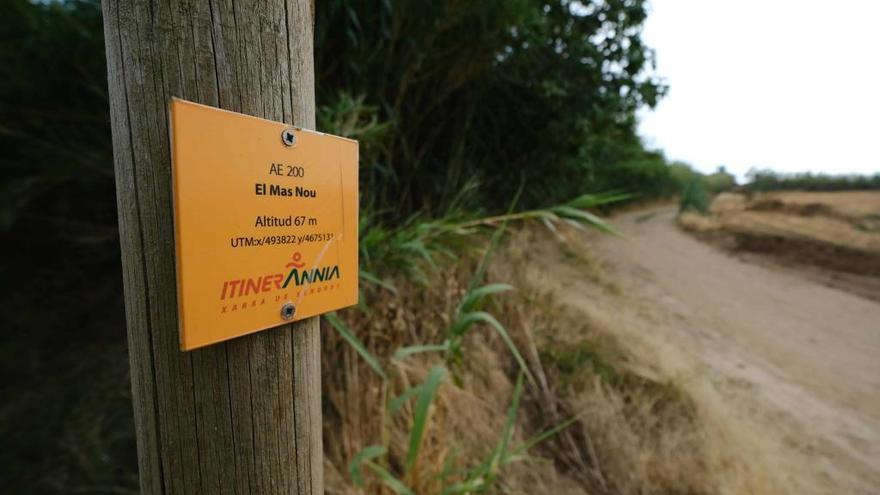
[637,0,880,180]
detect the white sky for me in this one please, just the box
[637,0,880,180]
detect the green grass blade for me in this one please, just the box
[325,312,388,380]
[459,311,535,387]
[436,446,461,485]
[495,371,525,467]
[467,208,515,292]
[405,365,447,475]
[441,479,488,494]
[349,445,386,486]
[565,191,633,209]
[389,386,422,415]
[393,342,449,361]
[550,205,618,235]
[449,311,484,336]
[404,239,437,269]
[509,416,579,461]
[459,283,514,313]
[359,268,398,294]
[366,461,416,495]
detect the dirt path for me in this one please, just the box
[588,207,880,494]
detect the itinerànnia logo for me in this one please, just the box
[219,252,341,300]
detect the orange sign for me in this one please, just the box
[170,98,358,350]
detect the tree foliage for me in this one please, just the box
[745,169,880,192]
[315,0,667,213]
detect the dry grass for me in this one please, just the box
[321,263,584,495]
[677,210,722,234]
[760,191,880,217]
[679,191,880,290]
[321,222,792,494]
[510,296,715,495]
[495,226,789,494]
[713,191,880,248]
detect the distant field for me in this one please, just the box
[753,191,880,218]
[680,190,880,299]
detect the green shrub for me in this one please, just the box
[704,166,737,194]
[680,178,710,214]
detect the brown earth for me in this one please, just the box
[577,206,880,494]
[746,191,880,218]
[680,191,880,300]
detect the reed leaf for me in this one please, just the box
[393,342,450,362]
[405,365,446,475]
[325,313,387,380]
[349,445,386,487]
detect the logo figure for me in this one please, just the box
[286,252,305,269]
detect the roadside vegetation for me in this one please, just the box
[673,164,736,214]
[744,169,880,192]
[319,217,766,494]
[0,0,751,493]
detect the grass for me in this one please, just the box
[679,177,710,214]
[540,339,619,387]
[327,253,720,494]
[358,192,628,290]
[321,197,761,494]
[331,214,575,493]
[329,285,573,493]
[323,194,635,493]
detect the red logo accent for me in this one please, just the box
[285,252,305,269]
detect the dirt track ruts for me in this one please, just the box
[594,207,880,494]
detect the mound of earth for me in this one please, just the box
[679,191,880,300]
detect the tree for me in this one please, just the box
[314,0,666,214]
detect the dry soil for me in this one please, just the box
[590,206,880,494]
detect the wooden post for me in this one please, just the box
[101,1,322,493]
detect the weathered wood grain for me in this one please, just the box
[101,0,322,492]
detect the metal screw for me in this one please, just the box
[280,302,296,321]
[281,128,297,147]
